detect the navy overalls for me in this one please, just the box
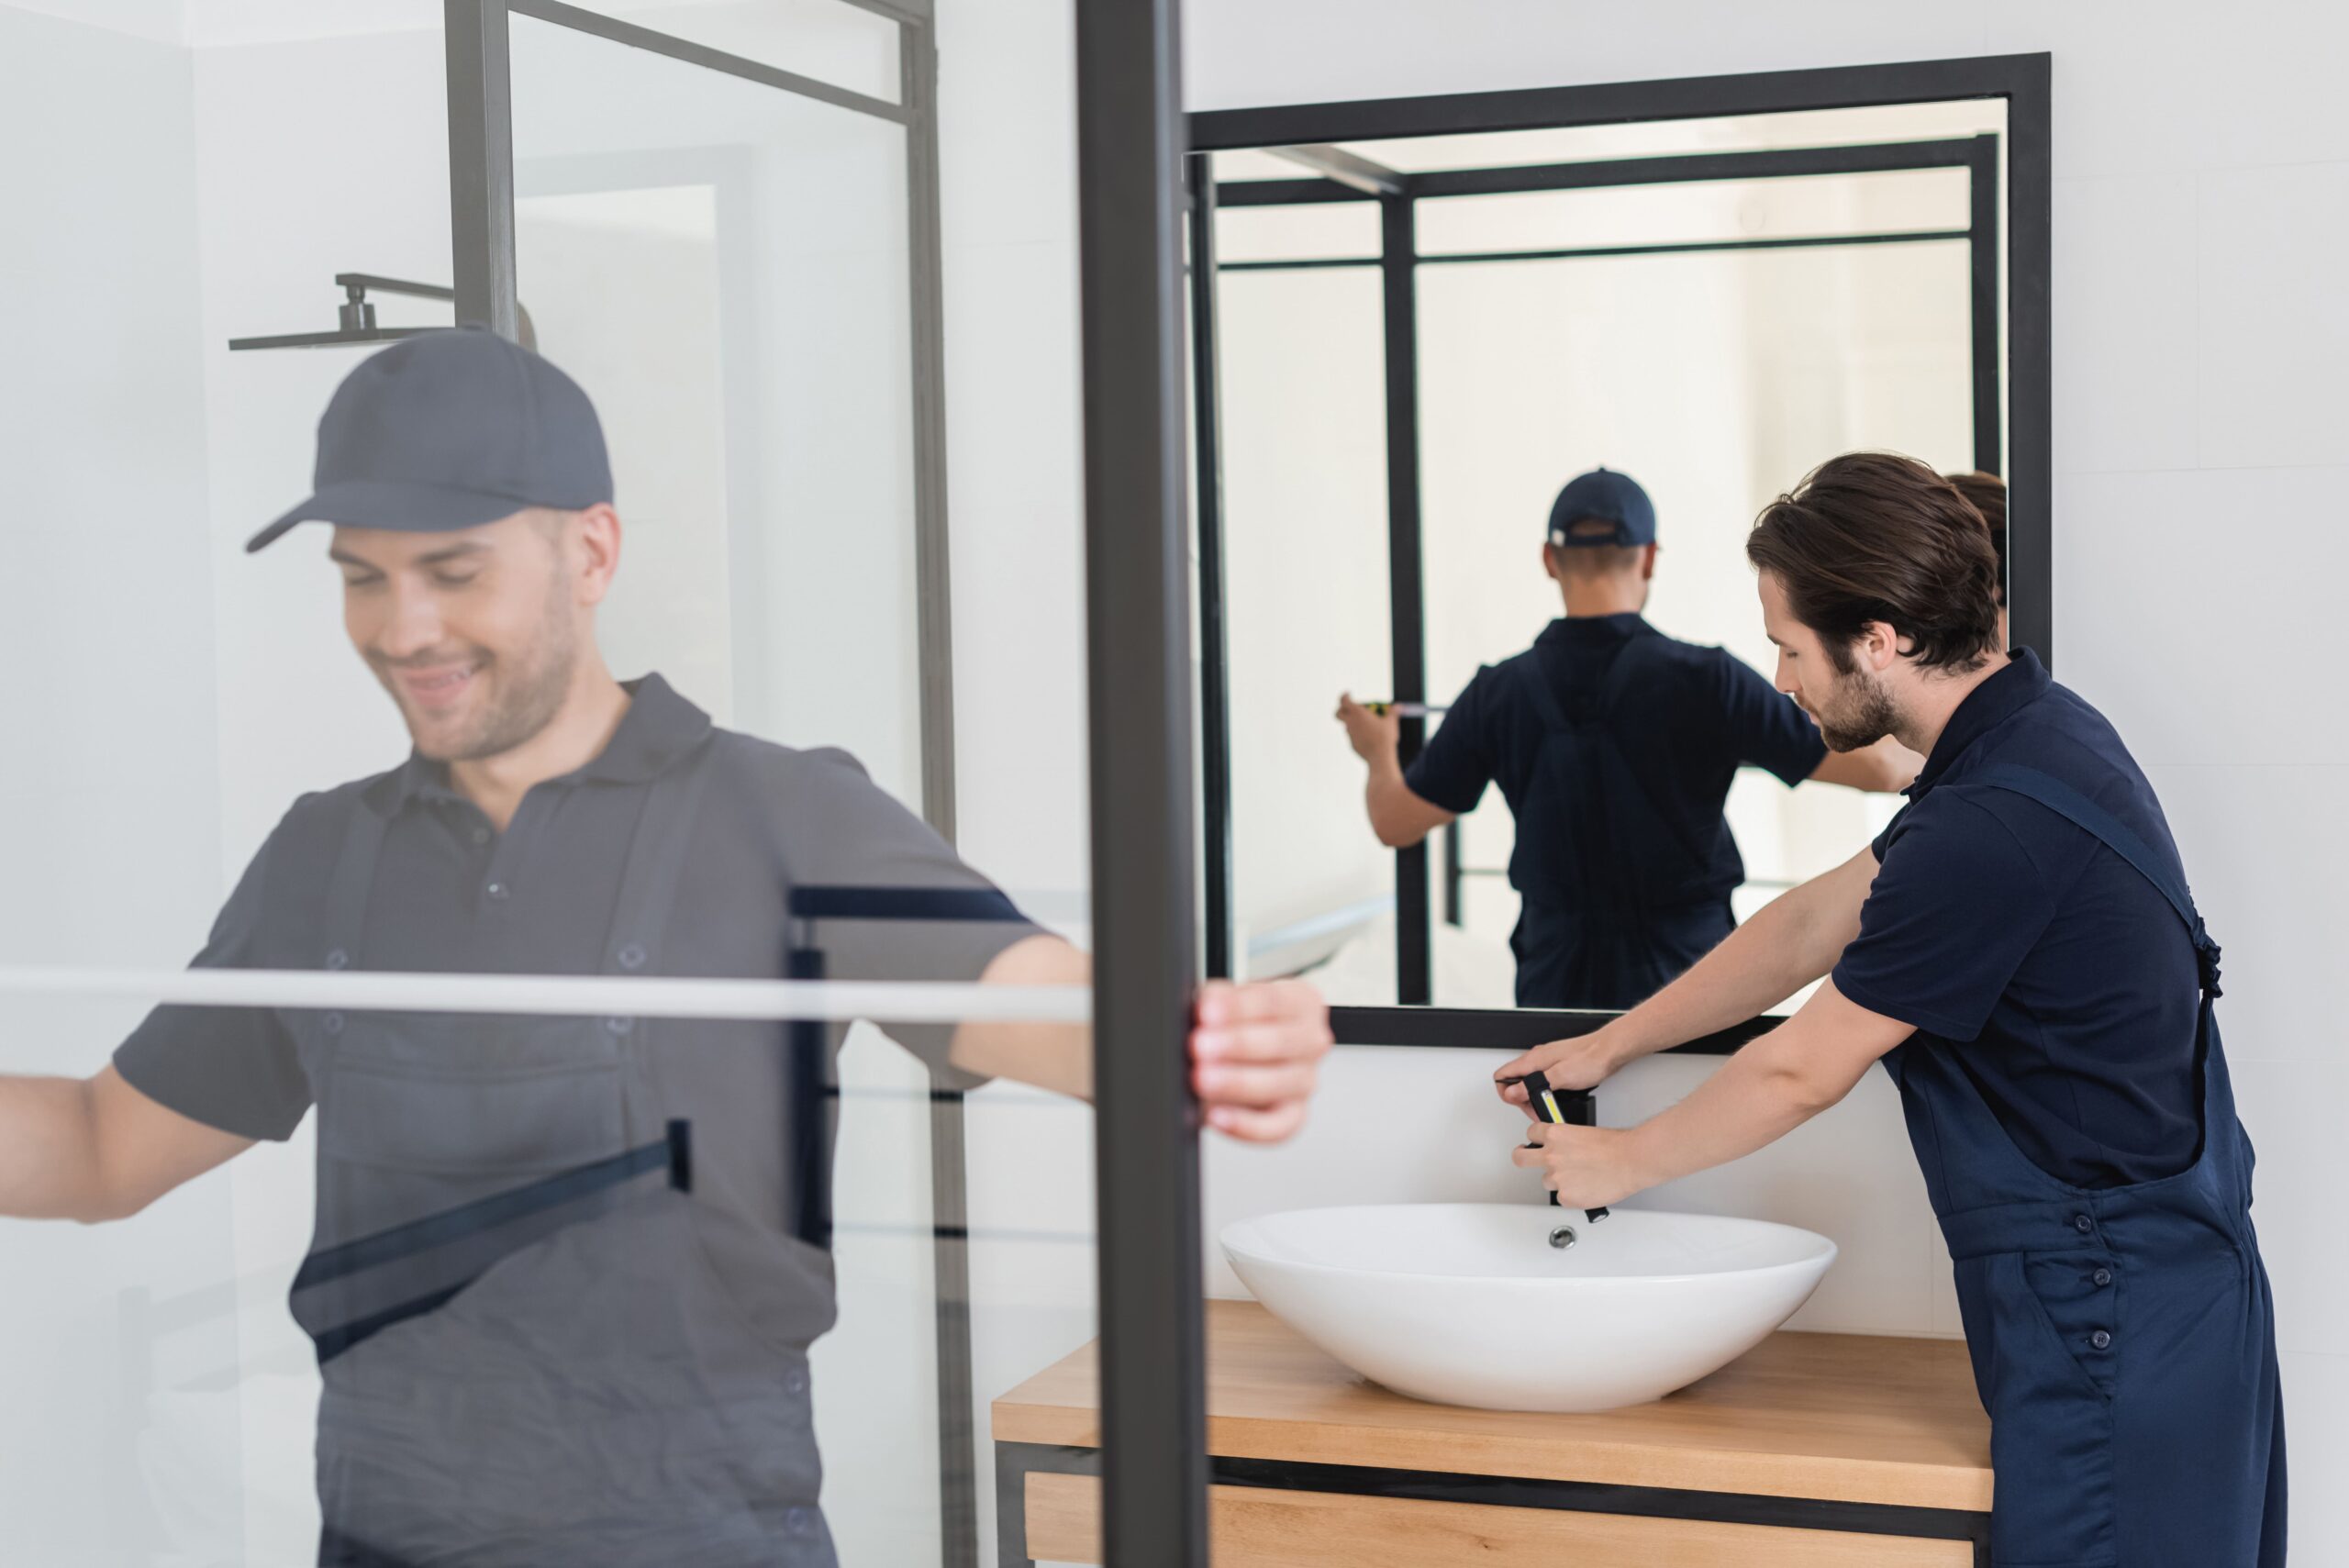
[1882,762,2286,1566]
[1510,640,1734,1008]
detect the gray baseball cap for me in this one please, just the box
[245,326,613,553]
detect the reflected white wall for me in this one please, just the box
[1217,267,1393,962]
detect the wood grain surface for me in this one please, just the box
[994,1298,1992,1512]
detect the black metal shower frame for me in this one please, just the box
[1188,54,2052,1024]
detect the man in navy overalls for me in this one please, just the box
[1337,467,1915,1009]
[1498,451,2285,1565]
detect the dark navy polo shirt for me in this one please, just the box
[1405,615,1828,906]
[1832,651,2202,1188]
[114,673,1042,1236]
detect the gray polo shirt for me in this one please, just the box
[114,673,1044,1243]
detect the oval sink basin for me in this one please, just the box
[1220,1204,1836,1412]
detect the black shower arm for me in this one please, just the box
[334,274,457,304]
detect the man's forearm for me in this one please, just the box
[1622,1030,1836,1187]
[1619,981,1912,1190]
[1604,850,1876,1064]
[1364,760,1421,848]
[950,935,1093,1099]
[0,1075,109,1222]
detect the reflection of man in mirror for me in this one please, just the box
[1497,451,2282,1568]
[1336,467,1917,1010]
[0,328,1334,1567]
[1943,469,2009,647]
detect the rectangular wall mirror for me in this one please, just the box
[1186,57,2050,1046]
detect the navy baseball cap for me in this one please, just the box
[1546,467,1656,549]
[246,326,613,553]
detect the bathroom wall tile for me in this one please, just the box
[1991,0,2349,176]
[2183,3,2349,171]
[2049,174,2199,475]
[2228,1056,2349,1359]
[2054,466,2349,770]
[2198,162,2349,471]
[1984,0,2200,180]
[2145,765,2349,1069]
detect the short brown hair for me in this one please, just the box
[1547,517,1644,579]
[1746,452,2000,673]
[1943,470,2008,606]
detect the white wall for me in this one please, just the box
[0,10,235,1562]
[1180,3,2349,1561]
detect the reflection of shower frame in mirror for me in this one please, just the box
[1187,55,2051,1043]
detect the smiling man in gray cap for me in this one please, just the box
[0,327,1332,1566]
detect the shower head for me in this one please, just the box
[228,275,536,353]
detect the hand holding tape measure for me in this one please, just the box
[1502,1068,1611,1225]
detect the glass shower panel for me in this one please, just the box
[507,15,1099,1568]
[510,9,922,800]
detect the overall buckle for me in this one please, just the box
[2193,922,2224,999]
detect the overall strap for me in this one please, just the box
[1595,633,1645,717]
[319,798,393,969]
[1587,639,1719,883]
[1520,645,1575,733]
[599,737,719,977]
[295,1122,694,1363]
[1967,763,2222,997]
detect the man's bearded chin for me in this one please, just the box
[1817,669,1899,753]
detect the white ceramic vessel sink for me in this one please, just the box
[1220,1204,1836,1412]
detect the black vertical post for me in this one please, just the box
[896,20,981,1568]
[785,943,835,1251]
[903,15,960,844]
[1966,134,2003,480]
[2006,62,2053,669]
[1381,192,1432,1004]
[1075,0,1210,1565]
[1189,156,1237,980]
[1442,820,1463,928]
[443,0,518,339]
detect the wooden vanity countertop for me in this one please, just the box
[993,1299,1994,1513]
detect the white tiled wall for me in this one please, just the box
[941,0,2349,1554]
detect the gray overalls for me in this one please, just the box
[286,745,839,1567]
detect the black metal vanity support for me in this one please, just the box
[994,1440,1992,1567]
